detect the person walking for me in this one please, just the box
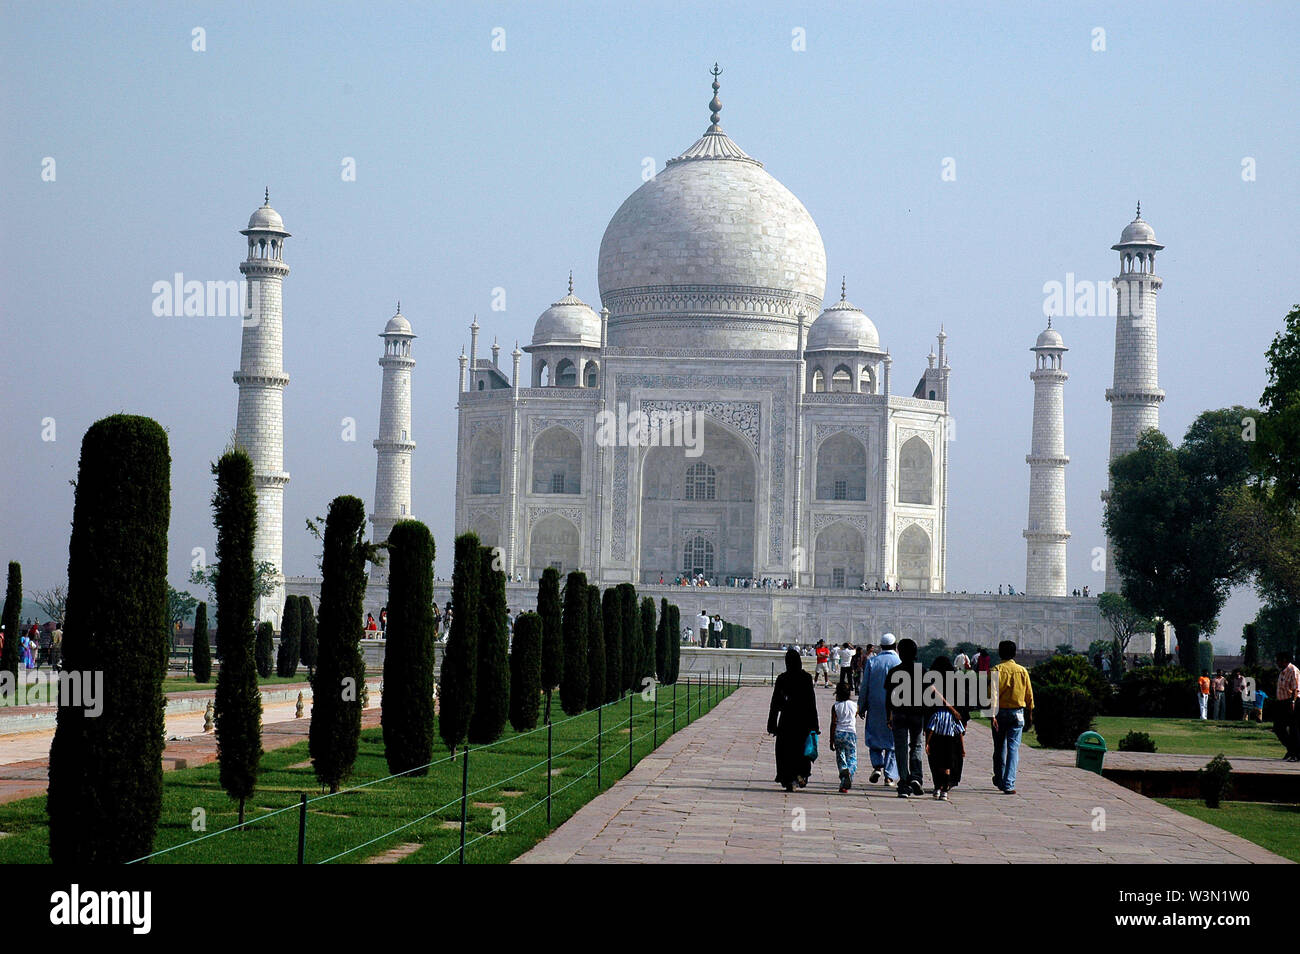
[1228,670,1246,721]
[991,640,1034,794]
[768,648,819,791]
[828,681,859,793]
[1274,652,1299,761]
[858,634,900,787]
[851,646,865,693]
[884,638,926,798]
[814,640,831,687]
[931,655,970,789]
[1197,671,1211,720]
[925,658,966,801]
[1211,670,1226,720]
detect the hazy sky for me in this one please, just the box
[2,2,1296,651]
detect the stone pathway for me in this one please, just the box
[516,687,1288,864]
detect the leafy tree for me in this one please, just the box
[381,520,437,775]
[638,597,657,692]
[538,567,562,723]
[192,601,212,683]
[167,586,198,647]
[1253,304,1300,507]
[1097,591,1152,674]
[618,583,638,692]
[276,595,300,677]
[1242,621,1259,668]
[559,571,589,716]
[469,547,510,743]
[0,562,21,681]
[298,595,318,678]
[439,532,481,755]
[919,638,951,668]
[209,450,261,823]
[31,583,67,630]
[189,560,281,608]
[586,584,605,710]
[47,415,170,863]
[1254,602,1300,663]
[1105,409,1256,672]
[601,586,623,702]
[309,495,376,792]
[509,612,542,732]
[255,621,275,677]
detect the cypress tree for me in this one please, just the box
[559,571,589,715]
[538,566,563,723]
[439,532,480,755]
[255,621,275,678]
[276,595,300,677]
[0,561,21,681]
[209,450,261,824]
[586,584,605,711]
[618,583,637,692]
[656,597,670,684]
[601,587,623,702]
[639,597,657,691]
[192,601,212,683]
[468,547,510,744]
[298,595,318,678]
[381,519,437,776]
[47,414,170,863]
[309,495,372,793]
[666,604,682,684]
[509,612,542,731]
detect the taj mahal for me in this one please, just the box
[271,70,1170,651]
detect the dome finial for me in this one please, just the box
[568,270,574,295]
[708,63,723,131]
[841,275,847,301]
[1136,200,1141,219]
[396,300,401,314]
[1047,315,1053,328]
[264,186,270,206]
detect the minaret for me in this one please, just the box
[1025,319,1070,596]
[370,304,416,586]
[1103,204,1164,592]
[235,190,290,624]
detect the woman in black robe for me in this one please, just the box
[768,648,820,791]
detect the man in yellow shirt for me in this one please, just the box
[991,640,1034,794]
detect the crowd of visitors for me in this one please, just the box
[0,620,63,670]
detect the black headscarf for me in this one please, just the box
[785,648,802,673]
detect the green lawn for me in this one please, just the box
[1157,799,1300,862]
[2,671,312,707]
[1025,716,1283,758]
[0,680,731,864]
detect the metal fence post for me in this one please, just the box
[737,664,743,689]
[628,690,634,773]
[546,720,553,828]
[459,746,469,864]
[297,793,307,864]
[597,702,603,789]
[653,684,659,749]
[673,680,677,734]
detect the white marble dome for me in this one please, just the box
[245,201,287,234]
[807,292,880,352]
[531,288,601,348]
[1034,324,1065,350]
[597,126,827,350]
[384,311,412,335]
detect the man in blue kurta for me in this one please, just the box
[858,633,900,786]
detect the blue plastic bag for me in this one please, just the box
[804,731,819,760]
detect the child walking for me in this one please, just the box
[925,694,966,800]
[829,682,859,793]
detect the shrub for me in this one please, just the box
[638,597,656,692]
[586,584,605,711]
[509,612,542,731]
[0,562,21,680]
[601,587,622,702]
[468,547,510,744]
[255,622,275,678]
[1031,654,1112,713]
[192,602,212,683]
[559,571,589,716]
[381,520,437,775]
[438,533,480,754]
[1197,640,1215,677]
[1116,665,1198,717]
[309,495,372,792]
[276,595,300,677]
[665,605,681,684]
[618,584,637,692]
[538,567,562,723]
[210,449,261,824]
[1118,730,1157,753]
[1199,754,1233,808]
[47,414,170,863]
[298,595,318,678]
[1032,685,1096,748]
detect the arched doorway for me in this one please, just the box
[897,524,932,591]
[528,514,579,579]
[814,521,866,589]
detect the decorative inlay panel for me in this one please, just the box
[640,400,760,449]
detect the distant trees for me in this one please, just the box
[468,548,510,744]
[210,449,261,825]
[1,561,21,680]
[192,601,212,683]
[665,604,682,684]
[1097,592,1151,673]
[309,495,374,793]
[167,586,198,646]
[586,583,605,710]
[655,597,670,683]
[638,597,656,691]
[618,584,637,693]
[601,587,623,703]
[559,572,589,716]
[276,595,301,677]
[255,622,275,678]
[31,582,67,630]
[439,532,481,755]
[47,414,171,863]
[509,612,542,732]
[297,595,318,678]
[538,567,563,723]
[381,520,437,776]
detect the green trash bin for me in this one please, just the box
[1075,731,1107,774]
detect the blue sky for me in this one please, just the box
[2,1,1297,650]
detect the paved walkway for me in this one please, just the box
[517,686,1288,864]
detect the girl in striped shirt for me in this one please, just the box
[925,659,966,801]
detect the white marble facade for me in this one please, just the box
[454,91,951,594]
